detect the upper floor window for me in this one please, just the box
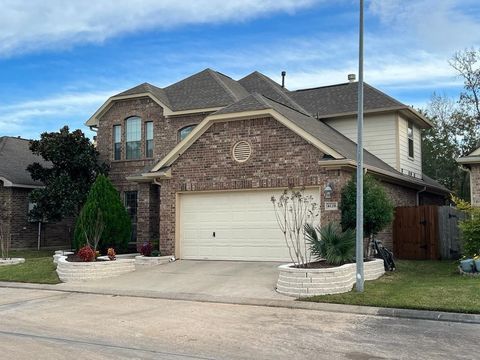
[407,121,414,158]
[145,122,153,158]
[178,125,195,141]
[126,117,141,160]
[113,125,122,160]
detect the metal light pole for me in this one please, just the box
[355,0,365,292]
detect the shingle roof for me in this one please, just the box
[0,137,47,187]
[421,174,449,192]
[110,70,410,120]
[239,71,308,113]
[163,69,249,111]
[290,82,405,117]
[213,93,398,174]
[211,93,447,192]
[115,82,172,108]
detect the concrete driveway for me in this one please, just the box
[56,260,290,301]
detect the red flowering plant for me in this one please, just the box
[140,242,153,257]
[78,245,95,262]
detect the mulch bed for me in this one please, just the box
[291,261,342,269]
[65,254,107,262]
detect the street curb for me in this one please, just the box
[1,281,479,325]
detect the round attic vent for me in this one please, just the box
[232,141,252,163]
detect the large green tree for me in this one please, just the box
[421,94,465,195]
[27,126,108,222]
[74,175,131,253]
[421,49,480,200]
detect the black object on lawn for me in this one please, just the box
[372,238,396,271]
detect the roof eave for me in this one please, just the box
[0,176,43,189]
[457,156,480,165]
[85,93,222,127]
[320,106,433,128]
[317,160,449,194]
[149,108,345,172]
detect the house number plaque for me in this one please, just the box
[324,201,338,211]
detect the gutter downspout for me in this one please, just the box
[416,186,427,206]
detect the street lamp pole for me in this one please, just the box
[356,0,365,292]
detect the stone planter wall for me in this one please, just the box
[53,251,74,264]
[134,255,172,266]
[0,258,25,266]
[56,256,135,282]
[276,259,385,297]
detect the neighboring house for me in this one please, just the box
[87,69,449,261]
[457,148,480,205]
[0,136,72,249]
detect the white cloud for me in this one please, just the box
[0,0,318,56]
[0,90,118,138]
[369,0,480,52]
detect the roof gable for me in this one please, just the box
[0,137,46,188]
[164,68,249,111]
[239,71,307,113]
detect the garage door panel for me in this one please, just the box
[179,189,320,261]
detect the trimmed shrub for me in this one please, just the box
[74,175,131,253]
[304,222,355,265]
[340,174,394,239]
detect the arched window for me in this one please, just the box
[178,125,195,141]
[126,116,141,159]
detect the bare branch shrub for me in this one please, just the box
[271,188,318,267]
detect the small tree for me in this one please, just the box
[74,175,131,253]
[0,201,10,260]
[453,195,480,257]
[271,188,318,267]
[340,174,394,255]
[27,126,108,222]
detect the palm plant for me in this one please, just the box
[304,222,355,265]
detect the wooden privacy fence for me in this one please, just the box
[393,205,465,260]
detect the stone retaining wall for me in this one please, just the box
[56,256,135,282]
[276,259,385,297]
[134,255,172,266]
[0,258,25,266]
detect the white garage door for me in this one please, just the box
[179,188,320,261]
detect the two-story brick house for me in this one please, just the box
[87,69,448,260]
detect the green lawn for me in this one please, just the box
[302,260,480,314]
[0,250,60,284]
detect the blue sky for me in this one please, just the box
[1,0,479,139]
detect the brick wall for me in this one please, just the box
[470,164,480,206]
[0,182,72,249]
[95,97,206,247]
[157,116,444,256]
[159,117,353,255]
[376,181,417,249]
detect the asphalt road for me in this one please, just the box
[0,288,477,360]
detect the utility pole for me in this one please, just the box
[356,0,365,292]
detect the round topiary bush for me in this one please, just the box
[74,175,131,253]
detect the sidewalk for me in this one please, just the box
[1,280,479,325]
